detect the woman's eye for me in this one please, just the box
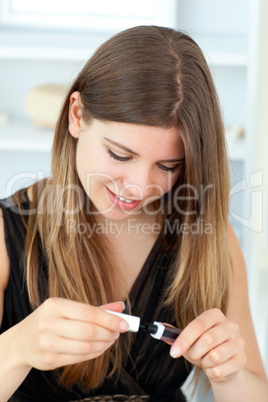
[158,164,178,174]
[107,149,131,162]
[107,149,181,173]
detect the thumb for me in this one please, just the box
[99,301,125,313]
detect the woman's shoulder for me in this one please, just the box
[0,185,37,298]
[0,208,10,293]
[0,185,35,227]
[0,186,34,258]
[0,188,29,210]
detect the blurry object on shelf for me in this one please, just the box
[25,84,68,129]
[0,111,9,126]
[225,125,245,146]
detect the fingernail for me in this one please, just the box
[170,346,181,358]
[114,331,120,339]
[119,320,129,331]
[117,301,126,310]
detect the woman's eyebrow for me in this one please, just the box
[103,136,184,163]
[103,137,139,156]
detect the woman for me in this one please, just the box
[0,26,267,401]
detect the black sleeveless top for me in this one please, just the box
[0,189,191,402]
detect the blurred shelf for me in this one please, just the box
[0,28,105,61]
[195,32,248,67]
[0,45,96,61]
[0,119,54,152]
[227,137,246,161]
[205,52,247,66]
[0,29,248,66]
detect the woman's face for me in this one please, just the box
[75,118,185,221]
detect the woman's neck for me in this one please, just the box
[94,208,163,242]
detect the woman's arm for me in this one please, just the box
[169,223,268,401]
[0,209,129,401]
[0,209,31,401]
[208,223,267,401]
[226,223,266,375]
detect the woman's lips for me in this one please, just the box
[106,187,141,210]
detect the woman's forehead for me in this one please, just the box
[90,119,185,159]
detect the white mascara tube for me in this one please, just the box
[105,310,140,332]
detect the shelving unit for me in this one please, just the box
[0,29,100,61]
[0,119,53,152]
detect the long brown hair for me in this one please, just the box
[24,26,230,389]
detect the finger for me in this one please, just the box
[37,334,115,357]
[54,338,115,355]
[42,298,129,332]
[170,309,225,358]
[99,301,125,312]
[51,318,120,342]
[185,323,230,362]
[205,353,247,382]
[201,339,246,369]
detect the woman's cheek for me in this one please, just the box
[161,173,180,195]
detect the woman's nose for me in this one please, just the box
[123,167,160,199]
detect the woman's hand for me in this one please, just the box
[10,298,129,371]
[169,308,246,383]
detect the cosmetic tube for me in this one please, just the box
[105,310,181,343]
[140,322,182,344]
[105,310,140,332]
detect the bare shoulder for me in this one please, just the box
[0,208,10,325]
[0,209,10,291]
[226,222,267,378]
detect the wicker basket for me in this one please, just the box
[70,395,149,401]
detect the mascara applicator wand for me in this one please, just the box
[105,310,181,344]
[140,322,181,344]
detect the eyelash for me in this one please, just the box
[107,149,179,174]
[107,149,130,162]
